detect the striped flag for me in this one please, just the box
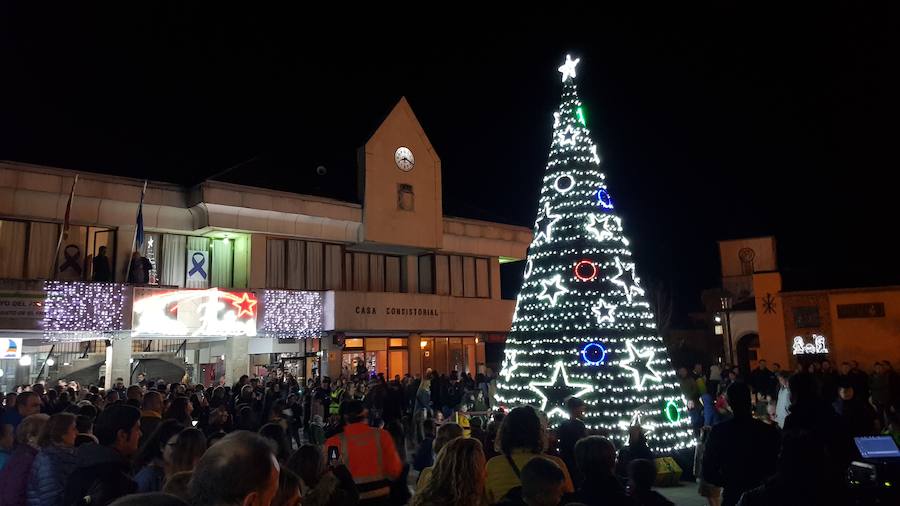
[62,175,78,239]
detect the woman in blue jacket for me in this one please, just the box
[27,412,78,506]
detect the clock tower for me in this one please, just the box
[358,97,443,251]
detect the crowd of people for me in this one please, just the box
[0,357,897,506]
[681,358,900,506]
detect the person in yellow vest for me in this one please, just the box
[324,400,402,505]
[329,382,345,417]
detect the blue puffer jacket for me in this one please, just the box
[26,445,78,506]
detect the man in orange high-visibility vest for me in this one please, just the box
[325,400,403,505]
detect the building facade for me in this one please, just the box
[0,98,531,390]
[709,237,900,372]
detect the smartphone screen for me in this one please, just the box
[327,445,340,467]
[191,420,199,427]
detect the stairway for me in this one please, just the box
[55,352,187,386]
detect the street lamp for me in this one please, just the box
[19,355,32,367]
[721,297,734,364]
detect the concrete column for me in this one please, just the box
[114,225,136,283]
[408,334,422,378]
[225,336,249,385]
[249,234,267,290]
[320,334,342,380]
[190,349,202,385]
[105,337,133,389]
[490,257,502,300]
[404,255,418,294]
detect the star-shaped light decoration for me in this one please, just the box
[610,257,644,303]
[533,203,562,245]
[591,298,617,325]
[585,214,623,243]
[617,408,656,434]
[147,236,154,249]
[590,145,601,165]
[537,274,569,307]
[529,361,592,419]
[230,292,258,318]
[558,125,579,147]
[619,340,662,390]
[500,350,520,382]
[558,54,581,82]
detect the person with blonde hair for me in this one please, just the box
[411,437,487,506]
[415,422,463,492]
[0,413,49,506]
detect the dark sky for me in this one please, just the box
[1,5,896,323]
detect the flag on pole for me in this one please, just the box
[62,175,78,240]
[135,180,147,248]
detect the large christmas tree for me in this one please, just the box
[496,54,694,453]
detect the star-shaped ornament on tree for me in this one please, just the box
[500,350,520,382]
[590,145,601,165]
[591,298,617,325]
[610,257,644,303]
[558,54,581,82]
[537,274,569,307]
[617,408,656,434]
[620,340,662,390]
[529,361,592,419]
[558,125,579,147]
[585,214,627,244]
[533,203,562,245]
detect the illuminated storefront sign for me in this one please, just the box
[132,288,258,337]
[791,333,829,355]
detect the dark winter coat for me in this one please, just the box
[26,445,78,506]
[0,444,38,506]
[62,443,136,506]
[702,415,780,506]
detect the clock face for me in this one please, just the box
[395,147,415,172]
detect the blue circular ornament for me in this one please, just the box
[596,189,614,209]
[580,342,607,366]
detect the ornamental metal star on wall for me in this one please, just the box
[762,293,776,314]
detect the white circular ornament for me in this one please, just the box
[554,173,576,194]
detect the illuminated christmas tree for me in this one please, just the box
[496,54,694,453]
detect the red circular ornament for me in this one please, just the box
[574,260,598,281]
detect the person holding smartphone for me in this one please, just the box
[285,444,358,506]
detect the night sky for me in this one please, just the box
[1,6,895,323]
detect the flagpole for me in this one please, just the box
[125,180,148,283]
[50,174,78,280]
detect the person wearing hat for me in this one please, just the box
[556,397,588,486]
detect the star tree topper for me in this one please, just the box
[530,361,593,419]
[558,54,581,82]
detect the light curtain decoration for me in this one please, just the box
[41,281,127,340]
[258,290,324,338]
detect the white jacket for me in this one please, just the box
[775,386,791,428]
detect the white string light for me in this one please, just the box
[496,53,694,453]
